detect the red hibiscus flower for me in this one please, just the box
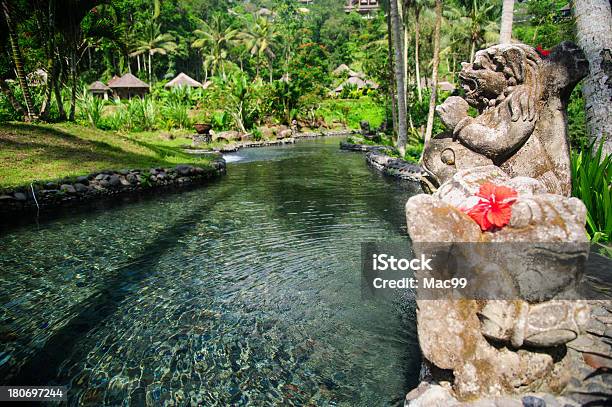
[462,182,518,231]
[536,45,550,57]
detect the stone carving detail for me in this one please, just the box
[406,165,591,400]
[421,42,589,196]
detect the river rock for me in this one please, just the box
[176,165,193,176]
[76,176,89,185]
[74,183,90,193]
[60,184,76,194]
[13,192,27,201]
[108,175,121,187]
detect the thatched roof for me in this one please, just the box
[89,81,111,91]
[164,72,202,88]
[334,76,379,92]
[107,75,121,87]
[332,64,365,78]
[333,64,350,75]
[202,80,213,89]
[109,73,150,89]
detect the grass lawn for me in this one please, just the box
[0,122,217,188]
[317,96,387,129]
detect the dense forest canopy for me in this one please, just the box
[1,0,576,104]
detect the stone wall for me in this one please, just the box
[0,159,226,216]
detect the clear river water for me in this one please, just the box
[0,137,422,406]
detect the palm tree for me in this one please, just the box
[499,0,514,44]
[240,17,278,83]
[192,14,237,81]
[462,0,500,62]
[131,22,177,83]
[424,0,442,148]
[439,3,470,79]
[0,0,36,121]
[574,0,612,155]
[405,0,430,102]
[390,0,408,156]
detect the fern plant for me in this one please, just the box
[571,141,612,242]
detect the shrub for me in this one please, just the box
[162,100,191,129]
[404,128,424,163]
[571,141,612,242]
[77,87,105,128]
[211,111,232,131]
[252,128,263,141]
[127,97,157,131]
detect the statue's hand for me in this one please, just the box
[436,96,470,131]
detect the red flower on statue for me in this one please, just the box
[462,182,518,231]
[536,45,550,57]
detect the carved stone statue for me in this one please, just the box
[406,165,591,400]
[421,42,588,196]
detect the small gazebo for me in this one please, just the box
[108,73,150,99]
[88,81,111,100]
[164,72,203,88]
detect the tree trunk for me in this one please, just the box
[54,61,66,121]
[391,0,407,156]
[386,5,398,137]
[470,40,476,63]
[574,0,612,156]
[398,0,407,102]
[40,0,55,120]
[69,42,77,121]
[1,0,36,121]
[424,0,442,151]
[499,0,514,44]
[148,52,152,83]
[269,59,273,83]
[414,6,422,102]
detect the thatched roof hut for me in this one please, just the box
[88,81,111,100]
[164,72,203,88]
[334,76,379,93]
[332,64,365,78]
[107,75,121,87]
[108,73,150,99]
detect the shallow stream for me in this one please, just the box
[0,137,421,406]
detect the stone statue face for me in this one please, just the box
[459,52,508,110]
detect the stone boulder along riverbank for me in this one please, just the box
[0,158,226,216]
[339,141,426,182]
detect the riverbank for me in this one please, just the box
[194,130,355,153]
[0,122,227,217]
[0,122,221,189]
[339,140,426,183]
